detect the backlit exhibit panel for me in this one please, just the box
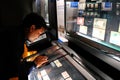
[93,18,107,29]
[92,28,105,40]
[92,18,107,40]
[79,25,88,34]
[109,31,120,46]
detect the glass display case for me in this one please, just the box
[65,0,120,79]
[28,41,112,80]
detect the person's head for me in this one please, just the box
[22,13,47,42]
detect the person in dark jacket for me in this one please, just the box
[18,12,52,80]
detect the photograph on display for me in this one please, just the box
[92,28,105,40]
[93,18,107,29]
[79,25,88,34]
[109,31,120,46]
[77,17,84,25]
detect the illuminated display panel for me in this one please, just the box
[79,25,88,34]
[92,28,105,40]
[93,18,107,29]
[92,18,107,40]
[109,31,120,46]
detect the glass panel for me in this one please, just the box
[56,0,68,42]
[65,0,120,61]
[33,0,49,26]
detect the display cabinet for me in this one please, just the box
[28,41,112,80]
[65,0,120,79]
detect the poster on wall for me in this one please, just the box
[56,0,68,42]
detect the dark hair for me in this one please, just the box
[22,13,47,29]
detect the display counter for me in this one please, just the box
[27,41,112,80]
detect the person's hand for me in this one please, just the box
[34,55,48,68]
